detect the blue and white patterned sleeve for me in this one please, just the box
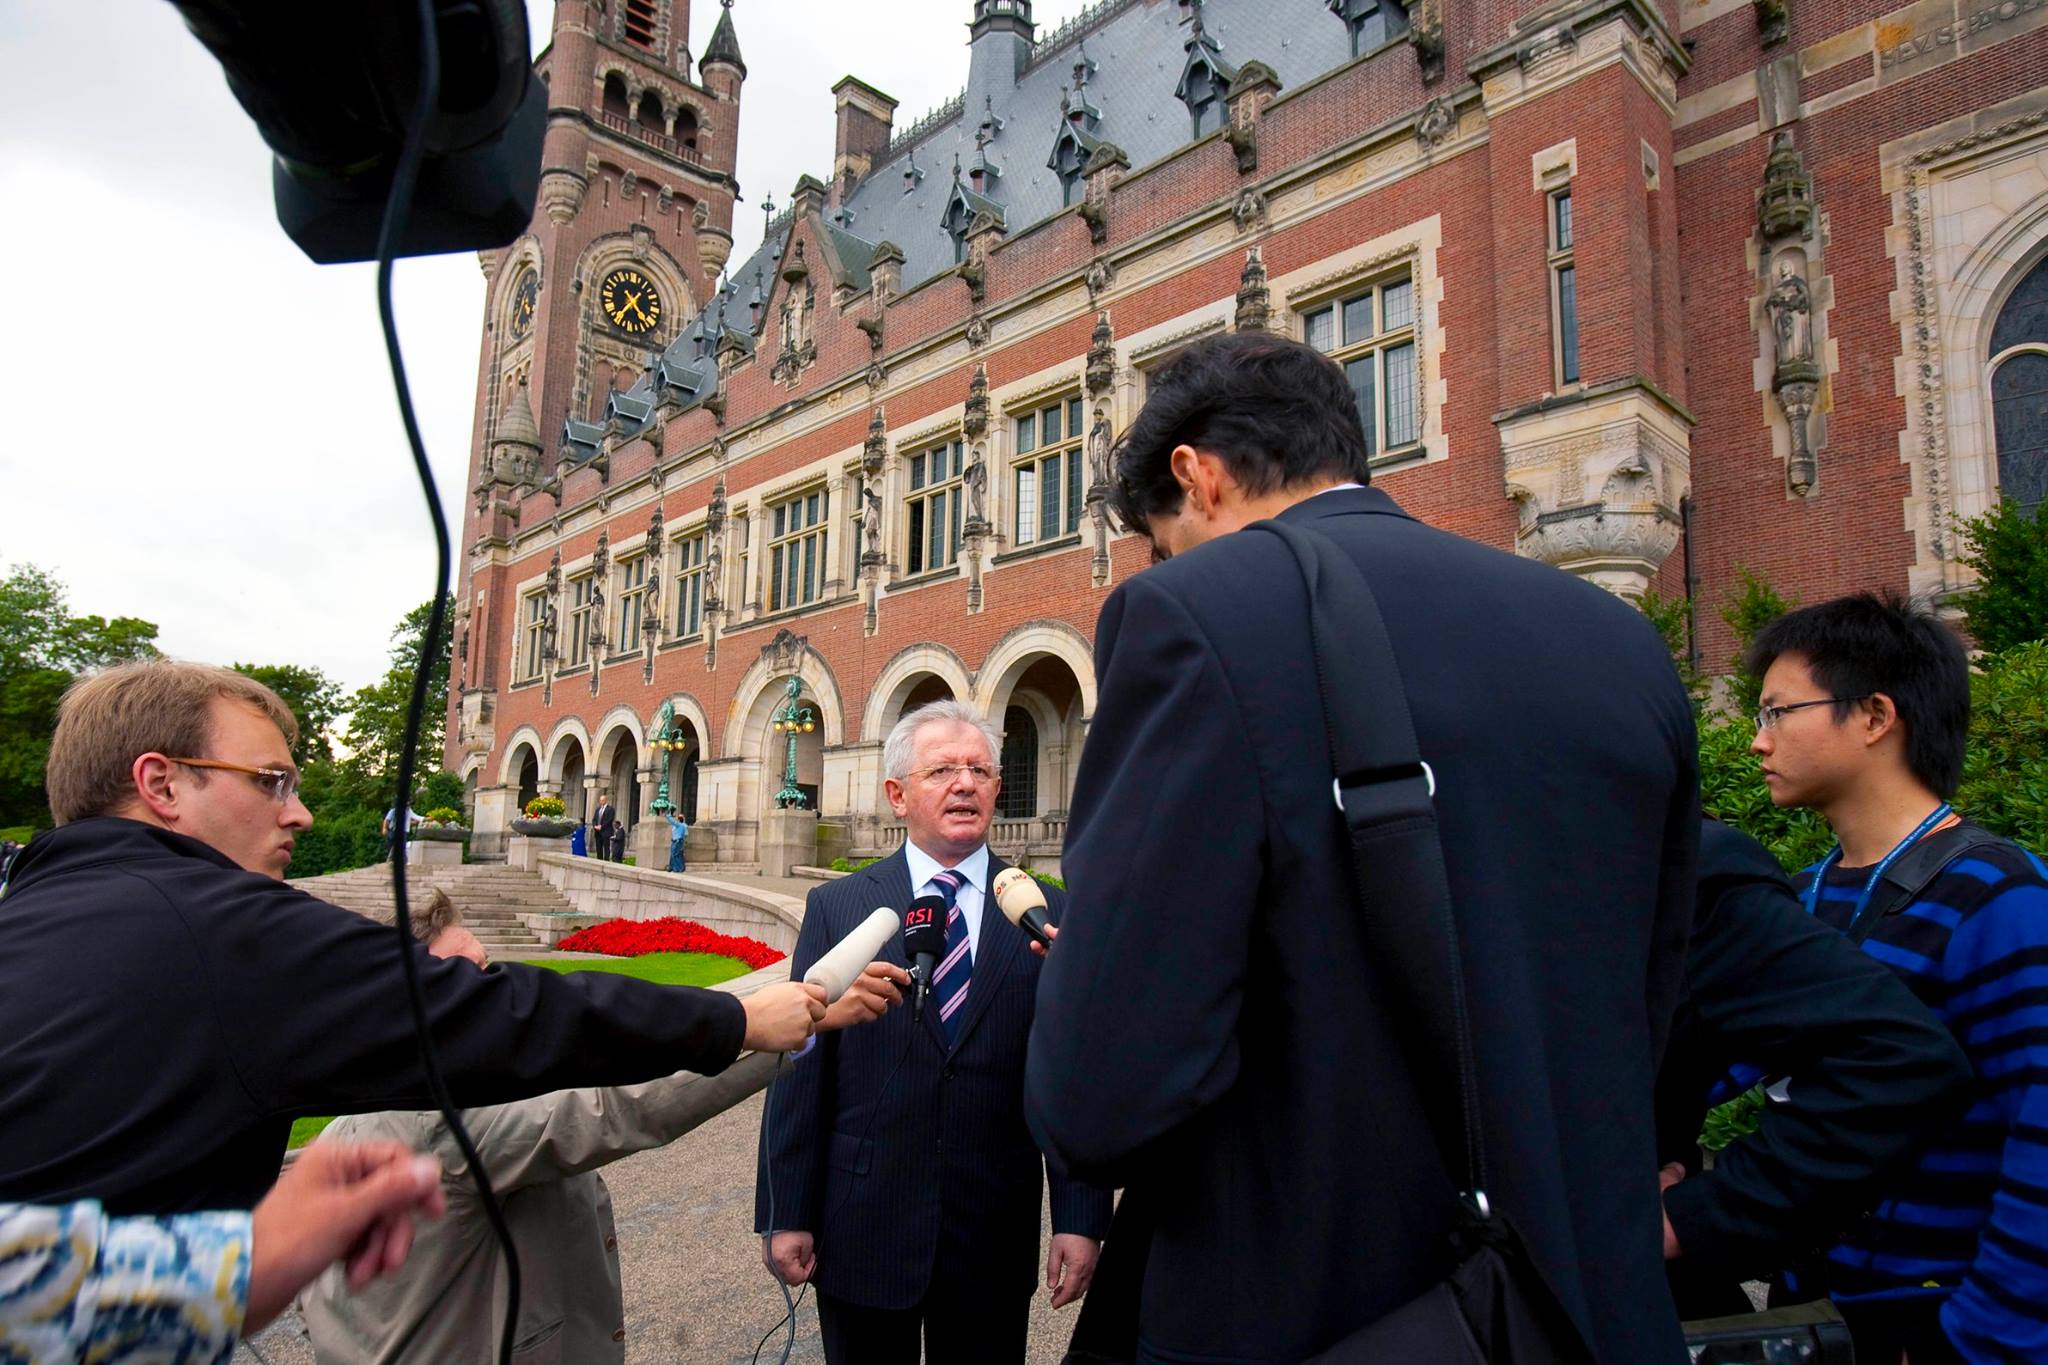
[0,1200,249,1364]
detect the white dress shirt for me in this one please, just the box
[903,840,991,959]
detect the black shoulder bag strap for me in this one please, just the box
[1251,519,1592,1365]
[1850,821,2005,946]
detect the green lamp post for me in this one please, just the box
[647,699,687,817]
[770,675,817,810]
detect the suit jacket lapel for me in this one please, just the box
[948,853,1024,1052]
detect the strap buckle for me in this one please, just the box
[1332,760,1435,814]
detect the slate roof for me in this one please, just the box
[588,0,1360,451]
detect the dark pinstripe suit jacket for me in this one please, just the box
[754,847,1113,1309]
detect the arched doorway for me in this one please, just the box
[551,735,588,822]
[760,694,825,816]
[514,747,540,812]
[599,729,641,856]
[998,706,1039,819]
[661,718,703,823]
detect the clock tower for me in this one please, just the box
[452,0,745,790]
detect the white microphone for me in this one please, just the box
[803,907,901,1002]
[992,868,1054,948]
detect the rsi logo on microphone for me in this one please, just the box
[904,904,938,931]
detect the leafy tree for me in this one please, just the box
[338,600,450,794]
[1956,498,2048,655]
[1955,640,2048,854]
[0,564,159,829]
[1719,568,1796,720]
[232,663,344,767]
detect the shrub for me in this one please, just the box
[423,807,464,826]
[556,916,786,969]
[1956,498,2048,656]
[524,796,567,819]
[828,856,880,872]
[1956,639,2048,853]
[1029,869,1067,890]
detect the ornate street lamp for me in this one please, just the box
[769,675,817,810]
[647,699,688,816]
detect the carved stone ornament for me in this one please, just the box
[1411,0,1447,78]
[1085,256,1115,301]
[1224,119,1258,174]
[865,361,887,389]
[1766,258,1816,372]
[1235,246,1271,332]
[861,482,885,563]
[1086,311,1116,396]
[762,627,807,674]
[856,312,884,351]
[1232,189,1267,232]
[959,258,987,303]
[863,406,889,475]
[539,169,587,224]
[620,169,639,199]
[963,448,989,527]
[963,363,991,440]
[966,314,992,348]
[1757,131,1813,240]
[1754,0,1788,47]
[1415,97,1456,151]
[1078,200,1109,244]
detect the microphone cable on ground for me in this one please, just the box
[374,2,523,1362]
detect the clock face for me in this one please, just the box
[599,267,663,336]
[511,271,538,338]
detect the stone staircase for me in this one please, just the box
[289,864,578,954]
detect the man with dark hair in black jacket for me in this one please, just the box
[0,659,844,1216]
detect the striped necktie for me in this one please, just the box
[929,866,973,1047]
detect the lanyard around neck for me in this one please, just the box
[1802,802,1954,929]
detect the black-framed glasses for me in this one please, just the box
[1754,696,1871,732]
[907,763,998,788]
[166,756,302,803]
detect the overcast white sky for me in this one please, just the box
[0,0,1084,695]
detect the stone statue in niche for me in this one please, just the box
[963,449,988,525]
[862,483,883,559]
[1089,409,1113,489]
[1767,257,1814,371]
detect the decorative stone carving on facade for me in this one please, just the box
[1085,311,1116,396]
[540,550,562,708]
[1754,0,1788,47]
[963,362,995,614]
[1497,386,1693,598]
[963,362,991,440]
[966,314,992,348]
[703,474,728,670]
[539,169,587,225]
[1084,256,1115,301]
[1757,132,1825,495]
[642,504,665,683]
[1411,0,1447,80]
[1232,189,1267,232]
[1758,131,1814,239]
[587,530,610,696]
[762,627,807,675]
[1084,310,1118,588]
[1415,97,1456,151]
[1235,246,1272,331]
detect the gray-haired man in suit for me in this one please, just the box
[756,701,1113,1365]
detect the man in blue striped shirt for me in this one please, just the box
[1748,592,2048,1365]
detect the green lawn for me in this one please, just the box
[286,953,755,1147]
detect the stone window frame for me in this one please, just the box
[612,549,651,660]
[903,434,968,577]
[1277,217,1448,473]
[517,588,549,683]
[1009,392,1088,548]
[1296,268,1424,465]
[564,572,598,669]
[1550,187,1581,389]
[766,484,832,614]
[671,526,708,640]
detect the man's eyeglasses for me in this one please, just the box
[166,756,302,803]
[1754,696,1871,732]
[905,763,998,788]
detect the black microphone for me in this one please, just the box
[902,895,948,1019]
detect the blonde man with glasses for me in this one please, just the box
[755,700,1110,1365]
[0,659,836,1220]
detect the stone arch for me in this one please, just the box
[972,620,1097,723]
[674,103,701,153]
[862,642,974,743]
[600,69,631,120]
[591,704,646,765]
[543,717,591,785]
[1942,165,2048,526]
[496,726,545,786]
[1986,245,2048,515]
[494,237,542,331]
[724,645,848,760]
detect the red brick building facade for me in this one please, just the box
[448,0,2048,866]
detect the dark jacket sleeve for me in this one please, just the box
[1659,821,1975,1268]
[1026,575,1267,1184]
[194,882,747,1118]
[1036,888,1116,1242]
[753,887,840,1233]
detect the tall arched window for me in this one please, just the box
[999,706,1038,819]
[1990,254,2048,515]
[675,107,700,154]
[636,90,664,132]
[602,74,630,121]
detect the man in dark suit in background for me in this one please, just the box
[591,790,619,862]
[1027,332,1700,1364]
[757,700,1112,1364]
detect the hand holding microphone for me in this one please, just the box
[798,906,910,1033]
[993,867,1056,954]
[903,895,949,1018]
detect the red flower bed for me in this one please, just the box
[557,916,785,970]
